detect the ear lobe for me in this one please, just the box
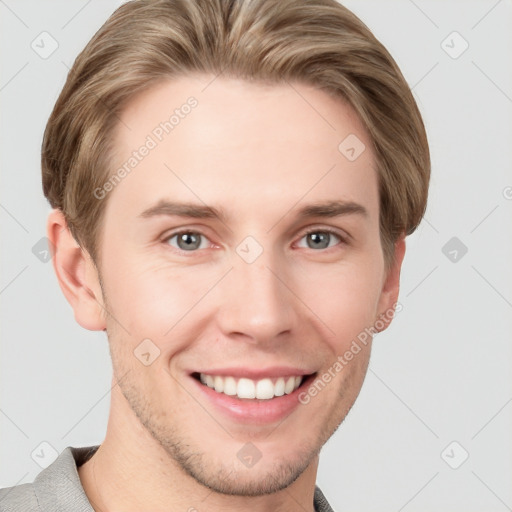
[375,236,406,333]
[47,209,106,331]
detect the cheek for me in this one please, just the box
[297,262,383,350]
[104,257,219,338]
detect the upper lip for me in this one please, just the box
[191,367,316,380]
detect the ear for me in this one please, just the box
[47,209,106,331]
[374,235,406,333]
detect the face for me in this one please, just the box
[91,75,400,495]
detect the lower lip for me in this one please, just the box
[190,374,316,425]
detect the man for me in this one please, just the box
[0,0,429,510]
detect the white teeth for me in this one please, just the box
[256,378,274,399]
[237,378,256,399]
[274,377,285,397]
[197,373,304,400]
[284,376,296,395]
[214,376,224,393]
[223,376,237,396]
[205,374,215,388]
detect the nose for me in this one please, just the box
[215,248,298,346]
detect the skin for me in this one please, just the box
[48,74,405,512]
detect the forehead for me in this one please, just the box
[105,74,378,221]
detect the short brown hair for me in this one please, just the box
[42,0,430,270]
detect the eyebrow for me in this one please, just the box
[137,199,368,222]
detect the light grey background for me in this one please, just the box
[1,1,511,510]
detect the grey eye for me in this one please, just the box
[167,231,206,251]
[298,230,342,250]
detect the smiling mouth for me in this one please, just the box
[191,372,316,400]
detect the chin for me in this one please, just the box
[175,449,317,497]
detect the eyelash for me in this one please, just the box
[162,227,348,256]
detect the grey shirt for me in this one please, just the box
[0,446,335,512]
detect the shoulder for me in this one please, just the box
[0,445,99,512]
[314,485,336,512]
[0,482,40,512]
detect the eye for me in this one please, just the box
[164,230,210,253]
[162,227,347,255]
[296,228,346,251]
